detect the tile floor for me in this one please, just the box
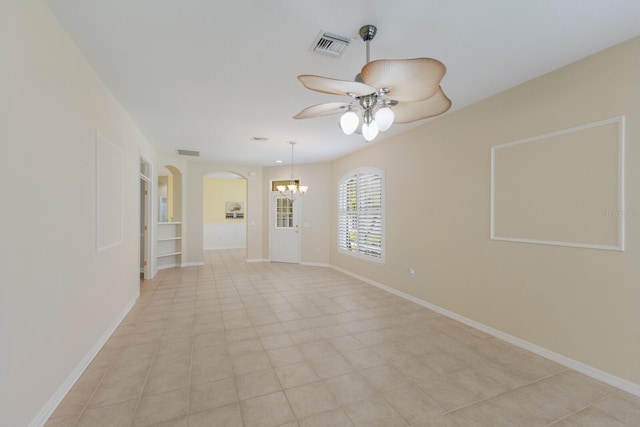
[46,249,640,426]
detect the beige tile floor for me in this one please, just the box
[46,249,640,426]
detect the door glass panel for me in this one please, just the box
[275,197,293,228]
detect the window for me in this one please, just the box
[338,168,384,262]
[275,197,294,228]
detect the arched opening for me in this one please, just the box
[158,165,182,222]
[203,172,247,251]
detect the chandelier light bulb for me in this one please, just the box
[340,110,359,135]
[362,121,379,141]
[375,107,394,132]
[277,141,309,201]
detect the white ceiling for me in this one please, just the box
[45,0,640,167]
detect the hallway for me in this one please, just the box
[46,250,640,426]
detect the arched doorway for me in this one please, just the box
[202,172,248,251]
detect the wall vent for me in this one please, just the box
[176,149,200,157]
[311,31,351,58]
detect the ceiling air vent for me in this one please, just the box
[311,31,351,58]
[176,149,199,157]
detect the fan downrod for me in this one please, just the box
[355,25,378,82]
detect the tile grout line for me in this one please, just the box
[69,359,110,427]
[183,270,200,426]
[545,391,619,426]
[127,296,162,427]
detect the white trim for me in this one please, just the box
[246,258,268,263]
[331,264,640,397]
[158,252,182,258]
[618,117,626,250]
[181,261,204,267]
[157,263,180,270]
[300,261,331,268]
[490,116,625,251]
[139,163,152,280]
[490,236,623,251]
[139,154,152,181]
[203,246,246,250]
[96,132,124,252]
[31,297,137,427]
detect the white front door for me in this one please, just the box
[269,193,300,263]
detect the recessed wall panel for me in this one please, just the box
[96,132,124,252]
[491,117,624,250]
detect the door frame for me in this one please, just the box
[139,157,152,279]
[268,190,301,264]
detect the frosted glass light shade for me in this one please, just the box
[362,121,379,141]
[276,185,286,192]
[375,107,394,131]
[299,186,308,194]
[340,110,359,135]
[287,184,298,192]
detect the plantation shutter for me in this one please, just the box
[338,170,383,261]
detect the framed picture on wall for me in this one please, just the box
[226,201,244,219]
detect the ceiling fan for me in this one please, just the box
[293,25,451,141]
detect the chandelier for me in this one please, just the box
[276,141,308,201]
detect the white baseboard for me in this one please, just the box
[330,265,640,397]
[300,261,331,268]
[203,246,246,250]
[31,296,138,427]
[157,261,204,270]
[249,260,329,267]
[181,261,204,267]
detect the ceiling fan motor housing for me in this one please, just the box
[359,25,377,42]
[359,94,378,125]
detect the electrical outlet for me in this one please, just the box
[409,267,415,278]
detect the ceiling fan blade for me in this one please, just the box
[293,102,351,119]
[298,75,376,97]
[392,86,452,123]
[360,58,446,102]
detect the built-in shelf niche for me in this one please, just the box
[157,222,182,269]
[157,164,183,269]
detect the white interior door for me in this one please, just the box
[139,177,150,279]
[269,193,300,263]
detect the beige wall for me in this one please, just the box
[330,37,640,386]
[203,178,246,223]
[2,3,638,425]
[263,162,331,264]
[0,1,156,425]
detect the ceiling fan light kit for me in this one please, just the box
[340,108,359,135]
[294,25,451,142]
